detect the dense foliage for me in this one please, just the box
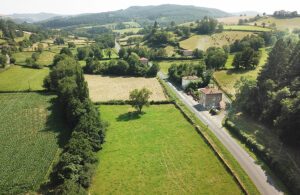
[205,47,228,69]
[168,61,211,87]
[44,56,104,193]
[232,47,260,69]
[230,35,265,52]
[234,39,300,146]
[84,52,159,77]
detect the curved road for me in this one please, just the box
[158,72,283,195]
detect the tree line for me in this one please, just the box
[234,38,300,147]
[43,56,105,194]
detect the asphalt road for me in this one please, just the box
[158,72,283,195]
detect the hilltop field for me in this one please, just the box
[180,31,253,51]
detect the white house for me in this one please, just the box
[182,50,193,57]
[181,76,199,90]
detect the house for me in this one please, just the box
[181,76,200,90]
[198,87,222,109]
[182,50,193,57]
[139,57,149,65]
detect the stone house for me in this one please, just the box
[139,57,149,65]
[198,87,222,109]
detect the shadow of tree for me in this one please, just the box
[116,111,144,122]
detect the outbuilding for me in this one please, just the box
[181,76,200,90]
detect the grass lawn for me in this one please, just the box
[0,66,49,91]
[85,75,167,102]
[224,54,235,69]
[213,48,268,98]
[90,105,243,194]
[0,93,68,194]
[158,59,203,74]
[180,31,253,51]
[224,25,271,32]
[14,32,31,42]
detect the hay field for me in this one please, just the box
[85,75,167,102]
[217,16,253,25]
[180,31,252,51]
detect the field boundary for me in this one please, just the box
[158,77,251,194]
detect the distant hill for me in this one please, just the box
[39,4,231,28]
[7,13,61,23]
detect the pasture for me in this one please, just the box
[158,59,203,74]
[0,66,49,91]
[213,48,268,98]
[251,16,300,30]
[0,93,68,194]
[90,105,242,194]
[223,25,271,32]
[113,28,142,34]
[85,75,167,102]
[217,16,253,25]
[180,31,253,51]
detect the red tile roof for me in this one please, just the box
[199,88,222,95]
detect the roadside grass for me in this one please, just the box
[227,109,294,192]
[158,78,259,194]
[180,31,253,51]
[0,66,49,91]
[223,25,271,32]
[157,59,203,74]
[85,75,167,102]
[0,93,69,194]
[213,48,268,98]
[90,104,243,194]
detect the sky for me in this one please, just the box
[0,0,299,15]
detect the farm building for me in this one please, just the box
[182,76,200,90]
[139,57,149,65]
[198,87,222,109]
[182,49,193,56]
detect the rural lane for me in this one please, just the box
[158,72,283,195]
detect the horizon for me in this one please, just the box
[1,0,299,15]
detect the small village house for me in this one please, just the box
[181,76,200,90]
[198,87,222,109]
[139,57,149,65]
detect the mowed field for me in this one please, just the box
[180,31,252,51]
[0,66,49,91]
[12,51,55,66]
[213,48,268,98]
[0,93,68,194]
[90,105,242,194]
[217,16,253,25]
[85,75,167,102]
